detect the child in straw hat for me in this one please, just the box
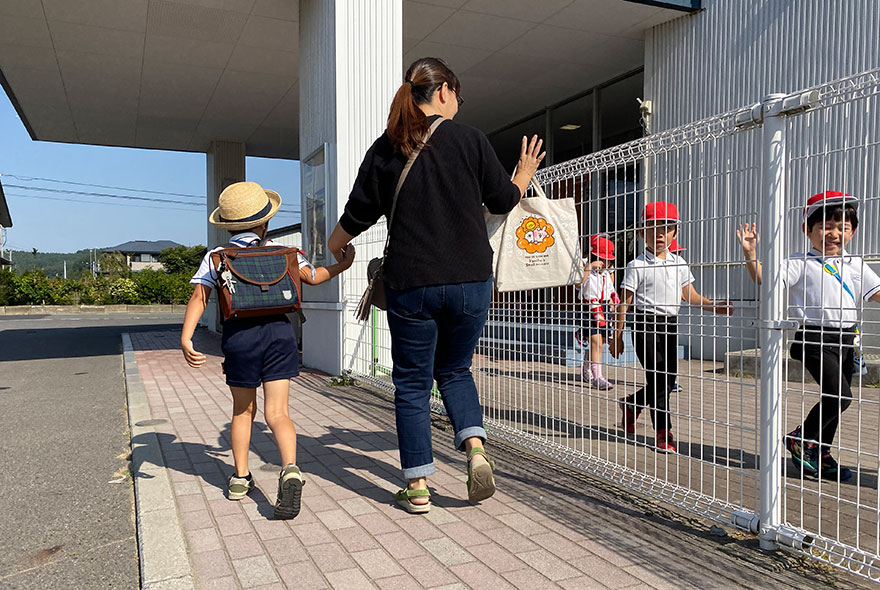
[181,181,354,519]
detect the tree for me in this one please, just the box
[159,245,207,275]
[98,252,130,278]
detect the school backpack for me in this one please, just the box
[210,245,302,320]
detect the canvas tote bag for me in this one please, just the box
[485,179,583,292]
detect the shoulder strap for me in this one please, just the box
[383,117,446,257]
[808,252,856,301]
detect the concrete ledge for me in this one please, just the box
[1,304,185,315]
[725,348,880,385]
[122,333,194,590]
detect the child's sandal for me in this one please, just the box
[467,448,496,503]
[395,487,431,514]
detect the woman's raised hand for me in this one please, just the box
[512,135,546,196]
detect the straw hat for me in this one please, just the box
[209,181,281,230]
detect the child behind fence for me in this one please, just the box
[738,190,880,481]
[611,201,732,454]
[577,234,618,389]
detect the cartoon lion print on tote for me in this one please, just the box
[515,216,555,253]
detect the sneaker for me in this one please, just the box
[672,382,683,392]
[227,473,254,500]
[593,376,614,390]
[820,452,853,482]
[656,429,677,453]
[619,398,640,435]
[784,426,819,475]
[274,464,306,520]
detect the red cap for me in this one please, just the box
[589,234,615,260]
[668,238,685,253]
[641,201,680,226]
[803,191,859,220]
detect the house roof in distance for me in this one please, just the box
[103,240,182,254]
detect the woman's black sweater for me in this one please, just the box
[339,115,521,290]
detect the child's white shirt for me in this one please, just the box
[190,232,314,289]
[579,269,616,303]
[783,248,880,328]
[620,250,695,316]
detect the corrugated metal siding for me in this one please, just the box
[649,0,880,131]
[335,0,402,225]
[645,0,880,353]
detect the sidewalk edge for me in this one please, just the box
[123,333,195,590]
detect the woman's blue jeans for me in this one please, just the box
[385,277,492,480]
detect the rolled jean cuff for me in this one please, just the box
[454,426,487,451]
[402,462,436,480]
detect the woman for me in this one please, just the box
[328,57,544,513]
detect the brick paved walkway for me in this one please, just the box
[127,328,870,589]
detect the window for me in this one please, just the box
[488,113,546,175]
[551,93,593,164]
[600,72,644,149]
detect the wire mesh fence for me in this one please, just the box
[341,67,880,581]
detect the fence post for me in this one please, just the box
[371,305,378,377]
[758,94,787,551]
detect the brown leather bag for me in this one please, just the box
[210,245,303,320]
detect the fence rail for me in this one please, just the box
[343,67,880,581]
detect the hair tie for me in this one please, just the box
[407,79,416,88]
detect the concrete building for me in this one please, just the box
[0,0,877,373]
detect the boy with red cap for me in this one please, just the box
[611,201,732,453]
[577,234,618,389]
[738,190,880,481]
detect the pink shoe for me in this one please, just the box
[593,376,614,390]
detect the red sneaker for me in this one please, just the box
[619,398,639,435]
[656,430,677,454]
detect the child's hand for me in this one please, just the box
[339,244,355,269]
[181,339,206,368]
[736,223,759,258]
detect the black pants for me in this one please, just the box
[626,311,678,433]
[790,326,855,450]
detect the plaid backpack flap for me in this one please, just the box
[210,246,302,319]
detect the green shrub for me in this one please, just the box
[108,277,139,304]
[0,269,20,305]
[15,271,53,305]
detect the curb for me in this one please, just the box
[123,333,195,590]
[2,304,185,315]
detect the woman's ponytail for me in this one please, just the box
[386,58,460,158]
[387,80,428,159]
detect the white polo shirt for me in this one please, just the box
[579,269,616,303]
[191,232,313,289]
[783,249,880,328]
[620,251,695,316]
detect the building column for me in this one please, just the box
[299,0,402,376]
[204,140,246,332]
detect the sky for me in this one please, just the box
[0,90,300,254]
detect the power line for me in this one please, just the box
[5,186,301,214]
[2,173,205,199]
[5,193,206,213]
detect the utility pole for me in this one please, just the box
[63,260,67,279]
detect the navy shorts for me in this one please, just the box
[220,315,299,388]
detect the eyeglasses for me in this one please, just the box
[440,85,464,107]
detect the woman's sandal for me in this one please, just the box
[395,487,431,514]
[467,447,496,503]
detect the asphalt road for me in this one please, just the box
[0,313,184,589]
